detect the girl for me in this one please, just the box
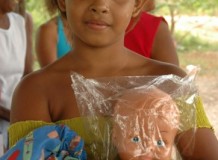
[9,0,218,159]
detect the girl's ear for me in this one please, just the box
[132,0,147,18]
[57,0,66,12]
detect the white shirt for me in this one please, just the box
[0,12,26,110]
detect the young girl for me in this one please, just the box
[9,0,218,159]
[35,0,72,67]
[36,0,178,68]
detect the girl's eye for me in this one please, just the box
[131,136,141,143]
[155,140,166,147]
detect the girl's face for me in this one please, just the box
[0,0,18,14]
[58,0,143,47]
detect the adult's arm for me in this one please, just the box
[35,18,58,68]
[23,12,33,76]
[151,20,179,66]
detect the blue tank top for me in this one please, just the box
[57,16,72,58]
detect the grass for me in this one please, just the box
[175,32,218,53]
[175,29,218,76]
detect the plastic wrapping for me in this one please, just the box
[71,68,199,160]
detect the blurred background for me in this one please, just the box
[25,0,218,137]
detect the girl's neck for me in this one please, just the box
[72,40,130,75]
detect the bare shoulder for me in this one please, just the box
[129,52,186,77]
[158,19,169,30]
[10,69,52,123]
[152,61,186,77]
[151,19,179,65]
[37,17,57,36]
[24,12,33,27]
[35,17,58,54]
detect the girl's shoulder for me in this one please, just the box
[146,59,186,77]
[14,68,51,95]
[37,17,57,36]
[128,52,186,78]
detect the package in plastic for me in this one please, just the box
[71,68,199,160]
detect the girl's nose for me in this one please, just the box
[89,0,109,14]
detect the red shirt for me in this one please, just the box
[125,12,165,58]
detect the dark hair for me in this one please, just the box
[44,0,66,17]
[44,0,59,16]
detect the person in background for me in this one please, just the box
[35,0,72,67]
[9,0,218,159]
[36,0,178,68]
[0,0,33,151]
[14,0,33,71]
[125,0,179,65]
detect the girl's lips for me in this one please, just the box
[85,20,110,30]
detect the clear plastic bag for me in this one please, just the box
[71,68,199,160]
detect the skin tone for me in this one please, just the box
[23,12,33,75]
[144,0,179,65]
[0,0,33,121]
[151,21,178,65]
[10,0,218,159]
[14,0,34,71]
[35,16,70,67]
[143,0,155,11]
[112,88,179,160]
[35,0,178,68]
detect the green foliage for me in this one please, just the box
[26,0,50,29]
[157,0,218,15]
[175,31,218,53]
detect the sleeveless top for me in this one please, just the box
[125,12,165,58]
[8,97,212,148]
[57,16,72,58]
[0,12,26,110]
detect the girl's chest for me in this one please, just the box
[45,76,81,121]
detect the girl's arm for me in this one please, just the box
[35,18,58,68]
[177,128,218,160]
[151,20,179,66]
[176,97,218,159]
